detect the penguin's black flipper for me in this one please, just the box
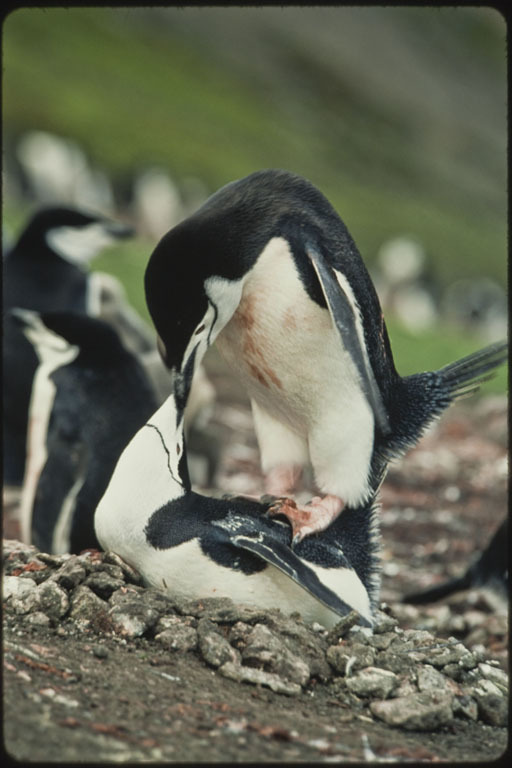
[212,512,372,627]
[306,243,390,435]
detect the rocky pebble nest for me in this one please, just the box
[4,538,508,736]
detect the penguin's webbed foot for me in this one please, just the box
[266,494,344,546]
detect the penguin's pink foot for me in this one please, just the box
[267,494,344,545]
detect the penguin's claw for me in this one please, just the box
[267,494,344,545]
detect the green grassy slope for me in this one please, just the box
[2,7,507,393]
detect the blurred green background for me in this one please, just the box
[2,6,507,390]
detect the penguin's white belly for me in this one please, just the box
[215,237,375,503]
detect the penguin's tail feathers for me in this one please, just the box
[385,340,507,461]
[436,340,507,403]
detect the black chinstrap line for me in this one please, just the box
[206,298,219,346]
[145,422,185,489]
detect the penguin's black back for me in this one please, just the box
[145,169,398,393]
[29,313,158,553]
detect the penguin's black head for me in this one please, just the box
[11,309,128,366]
[14,206,134,266]
[144,168,331,373]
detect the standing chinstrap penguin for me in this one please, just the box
[144,169,507,542]
[12,310,158,554]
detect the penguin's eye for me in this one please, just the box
[194,323,206,335]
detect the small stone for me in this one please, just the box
[372,611,399,634]
[401,629,436,646]
[370,691,454,731]
[197,618,240,667]
[109,604,159,638]
[424,640,467,668]
[470,678,504,698]
[416,664,454,695]
[155,615,195,633]
[345,667,398,699]
[452,694,478,721]
[35,551,70,568]
[442,663,471,683]
[219,661,301,696]
[3,575,39,614]
[472,688,508,727]
[367,632,395,651]
[109,585,146,604]
[54,557,87,590]
[458,652,478,670]
[69,585,111,631]
[101,551,143,584]
[24,611,51,627]
[84,571,124,599]
[241,623,310,686]
[325,611,361,644]
[392,677,418,698]
[347,628,372,645]
[228,621,252,649]
[174,595,266,623]
[92,645,109,659]
[155,622,198,652]
[141,588,176,616]
[35,580,69,619]
[326,643,376,675]
[477,663,508,690]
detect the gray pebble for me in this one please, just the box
[92,645,109,659]
[325,611,361,644]
[219,661,301,696]
[154,616,198,652]
[197,618,240,667]
[345,666,398,699]
[326,642,376,675]
[69,585,110,630]
[24,611,51,627]
[452,694,478,721]
[54,557,87,590]
[370,691,454,731]
[84,571,125,599]
[36,580,69,619]
[242,623,310,686]
[473,690,508,727]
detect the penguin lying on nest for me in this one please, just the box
[143,169,507,544]
[12,310,157,554]
[95,376,382,629]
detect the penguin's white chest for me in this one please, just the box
[216,239,367,425]
[218,240,323,414]
[215,237,375,504]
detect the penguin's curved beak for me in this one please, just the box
[104,221,135,240]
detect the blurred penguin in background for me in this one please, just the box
[11,309,158,554]
[3,206,134,488]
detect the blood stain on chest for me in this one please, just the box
[231,292,283,390]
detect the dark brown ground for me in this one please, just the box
[3,351,508,763]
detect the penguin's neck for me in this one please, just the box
[94,393,188,550]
